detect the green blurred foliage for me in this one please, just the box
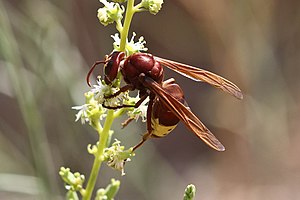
[0,0,300,199]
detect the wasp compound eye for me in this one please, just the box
[104,51,125,85]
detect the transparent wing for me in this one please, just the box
[155,56,243,100]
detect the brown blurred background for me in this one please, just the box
[0,0,299,199]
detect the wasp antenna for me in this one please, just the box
[86,61,106,87]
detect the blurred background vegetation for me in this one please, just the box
[0,0,299,199]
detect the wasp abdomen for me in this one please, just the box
[151,80,187,137]
[151,117,177,137]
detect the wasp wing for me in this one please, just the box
[155,57,243,100]
[143,76,225,151]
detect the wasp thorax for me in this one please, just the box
[121,53,164,90]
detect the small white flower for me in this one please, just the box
[72,104,90,124]
[104,140,134,176]
[91,79,119,102]
[127,32,148,54]
[108,157,128,176]
[104,93,125,107]
[111,33,121,51]
[90,79,108,104]
[127,96,149,122]
[111,32,148,55]
[91,77,129,108]
[72,91,107,125]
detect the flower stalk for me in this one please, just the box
[120,0,134,51]
[61,0,164,199]
[83,110,115,200]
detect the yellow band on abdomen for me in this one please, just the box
[151,118,177,137]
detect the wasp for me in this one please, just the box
[87,51,243,151]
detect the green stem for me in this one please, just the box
[116,19,123,33]
[83,1,140,198]
[113,107,132,118]
[120,0,135,52]
[83,110,115,200]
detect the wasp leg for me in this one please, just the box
[132,131,152,151]
[104,84,135,99]
[121,117,134,129]
[103,104,135,109]
[132,94,155,151]
[103,93,149,109]
[87,61,106,86]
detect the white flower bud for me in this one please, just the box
[141,0,163,15]
[97,0,124,26]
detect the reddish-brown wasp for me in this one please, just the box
[130,78,226,151]
[87,51,243,151]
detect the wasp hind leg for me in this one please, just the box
[132,94,155,151]
[132,131,152,151]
